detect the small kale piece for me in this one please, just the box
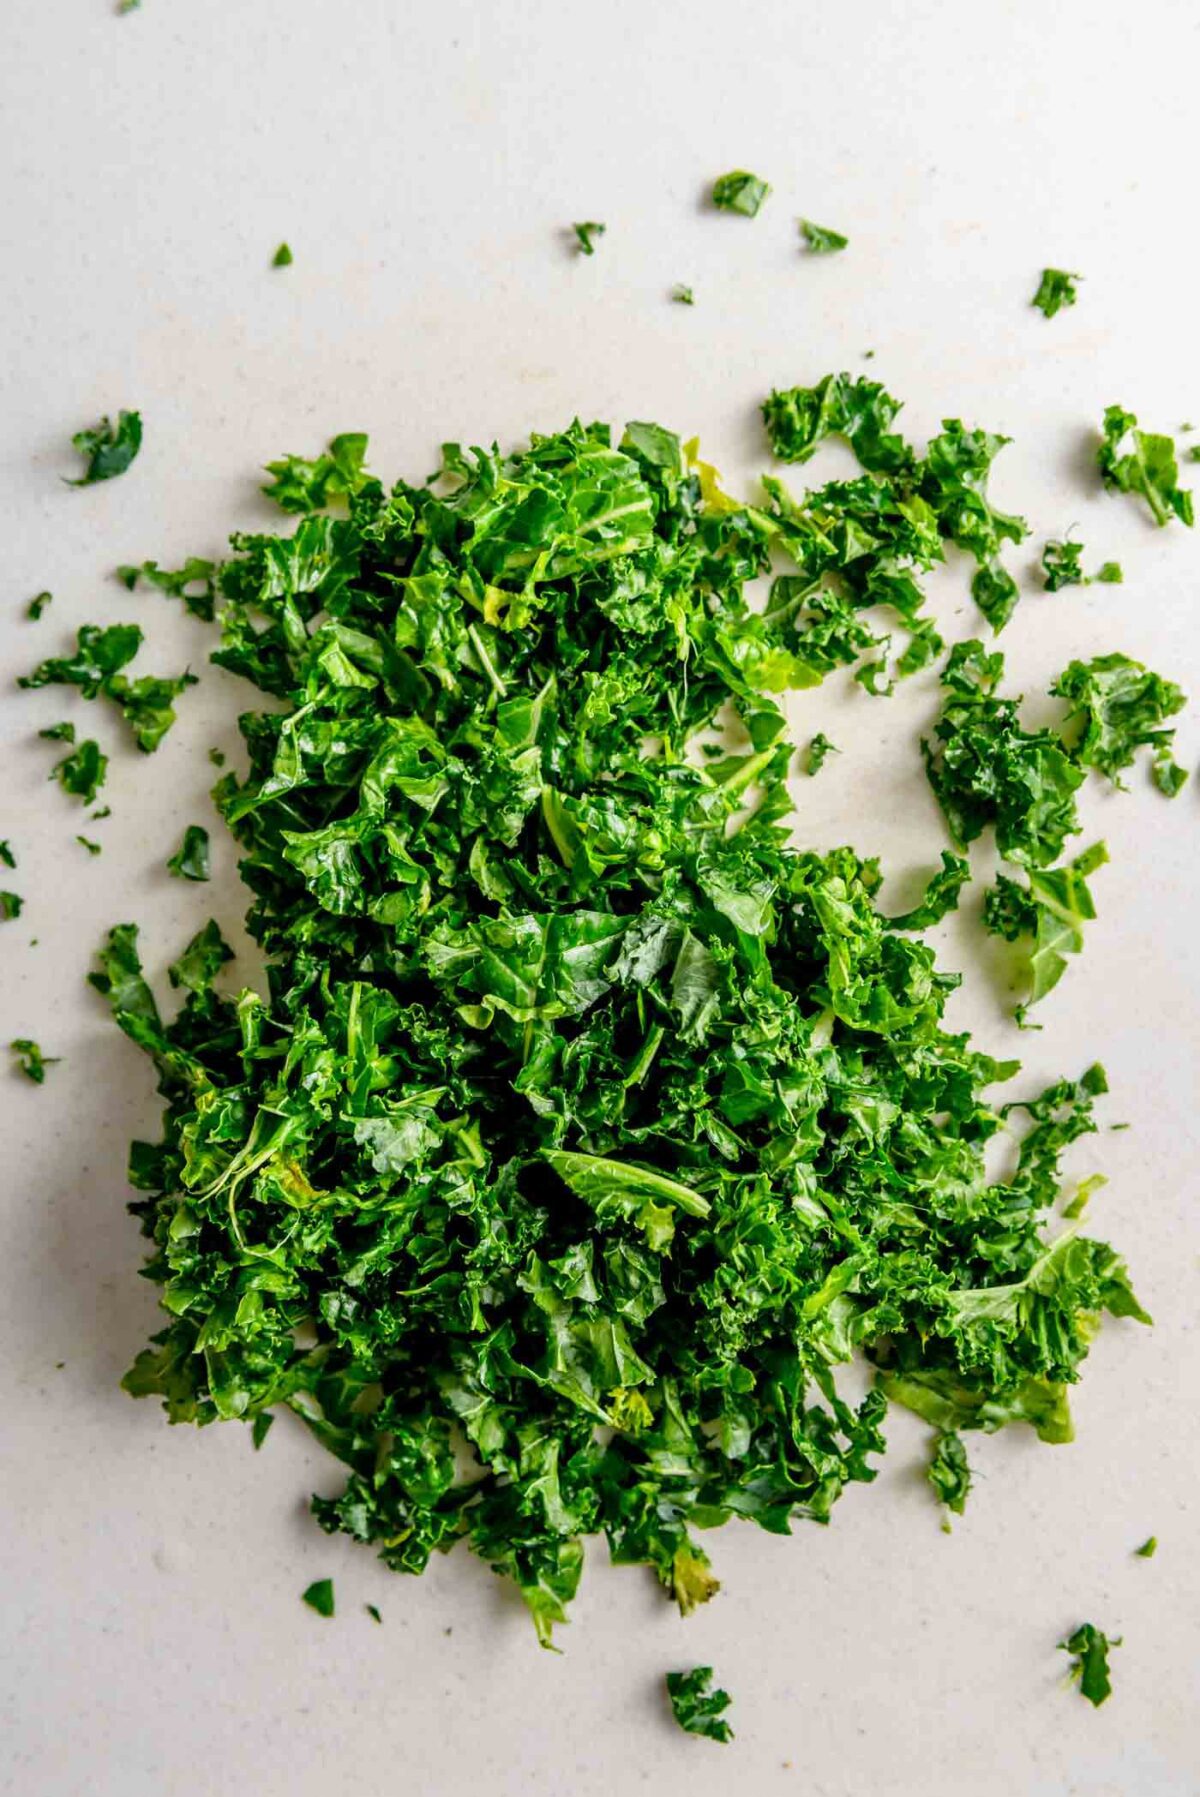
[984,842,1108,1011]
[1094,561,1123,584]
[0,842,14,869]
[168,919,233,993]
[20,622,143,696]
[118,557,218,621]
[365,1603,382,1623]
[923,641,1084,867]
[66,410,143,486]
[262,433,370,515]
[251,1413,274,1449]
[665,1667,734,1743]
[27,591,52,620]
[272,242,293,268]
[1052,653,1187,791]
[1059,1622,1119,1707]
[800,218,848,253]
[927,1430,971,1519]
[1098,405,1193,527]
[1032,268,1080,318]
[671,284,695,305]
[301,1579,335,1618]
[1042,539,1086,591]
[762,372,913,474]
[712,170,769,216]
[50,739,108,805]
[76,835,102,855]
[39,722,76,742]
[166,825,211,882]
[572,221,606,255]
[1,892,24,921]
[806,732,838,775]
[11,1038,58,1082]
[886,851,971,931]
[107,671,199,752]
[1134,1536,1157,1558]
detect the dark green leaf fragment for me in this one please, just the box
[1094,562,1123,584]
[1032,268,1080,318]
[1059,1622,1118,1706]
[1052,653,1187,791]
[118,557,218,622]
[672,285,695,305]
[984,842,1108,1010]
[365,1603,382,1623]
[886,851,970,931]
[927,1430,971,1517]
[50,738,108,805]
[76,835,102,855]
[712,171,769,216]
[272,243,293,268]
[168,919,233,993]
[302,1579,335,1618]
[1098,405,1193,527]
[572,222,605,255]
[763,372,913,474]
[1,892,24,920]
[66,410,143,486]
[1133,1536,1156,1558]
[167,825,211,882]
[11,1038,58,1082]
[262,433,370,515]
[806,732,838,775]
[0,842,14,869]
[251,1413,274,1450]
[27,591,52,620]
[800,218,848,253]
[666,1667,733,1743]
[1042,539,1085,591]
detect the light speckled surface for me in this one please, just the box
[2,3,1198,1792]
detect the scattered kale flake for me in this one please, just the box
[806,732,838,775]
[251,1413,274,1450]
[1052,653,1187,792]
[1032,268,1080,318]
[1059,1622,1119,1707]
[19,623,196,752]
[572,221,605,255]
[800,218,848,253]
[365,1603,382,1624]
[66,410,143,486]
[272,242,293,268]
[666,1667,734,1743]
[76,835,102,856]
[927,1430,972,1521]
[0,841,14,869]
[50,738,108,806]
[166,825,211,883]
[301,1579,335,1618]
[672,284,695,305]
[11,1038,58,1082]
[27,591,52,620]
[886,851,971,931]
[1098,405,1193,527]
[1094,561,1123,584]
[1,892,23,921]
[118,557,218,622]
[984,842,1108,1013]
[1134,1535,1157,1558]
[1042,539,1085,591]
[711,170,769,216]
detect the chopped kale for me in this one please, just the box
[1052,653,1187,792]
[76,835,102,855]
[118,557,218,622]
[927,1429,972,1519]
[666,1667,733,1743]
[301,1579,335,1618]
[984,842,1108,1011]
[66,411,143,486]
[50,738,108,806]
[1,892,24,921]
[806,732,838,775]
[0,842,14,869]
[1098,406,1193,527]
[1059,1622,1119,1707]
[1032,268,1080,318]
[1094,561,1123,584]
[1133,1536,1157,1558]
[251,1413,274,1450]
[572,222,605,255]
[799,218,848,253]
[1042,540,1086,591]
[166,825,211,883]
[886,851,971,931]
[671,285,695,305]
[711,171,769,216]
[272,242,293,268]
[365,1603,382,1623]
[27,591,52,620]
[11,1038,58,1082]
[20,624,195,752]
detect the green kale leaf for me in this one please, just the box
[1052,653,1187,792]
[167,825,211,882]
[712,171,769,216]
[1098,405,1193,527]
[11,1038,59,1082]
[800,218,848,253]
[1031,268,1080,318]
[1059,1622,1119,1706]
[66,410,143,486]
[665,1667,733,1743]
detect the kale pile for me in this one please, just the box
[100,397,1154,1646]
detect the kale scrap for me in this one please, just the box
[666,1666,733,1743]
[101,417,1150,1650]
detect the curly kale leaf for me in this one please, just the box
[666,1667,734,1743]
[1053,653,1187,793]
[1059,1622,1119,1706]
[984,842,1108,1010]
[66,410,143,485]
[1032,268,1080,318]
[711,171,769,216]
[1098,405,1193,527]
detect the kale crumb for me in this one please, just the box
[27,591,52,620]
[1058,1623,1119,1706]
[572,222,605,256]
[1032,268,1080,318]
[11,1038,59,1083]
[365,1603,382,1623]
[1133,1536,1157,1558]
[711,171,769,216]
[272,243,294,268]
[666,1666,734,1743]
[65,411,143,486]
[671,284,695,306]
[301,1579,335,1618]
[799,218,848,253]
